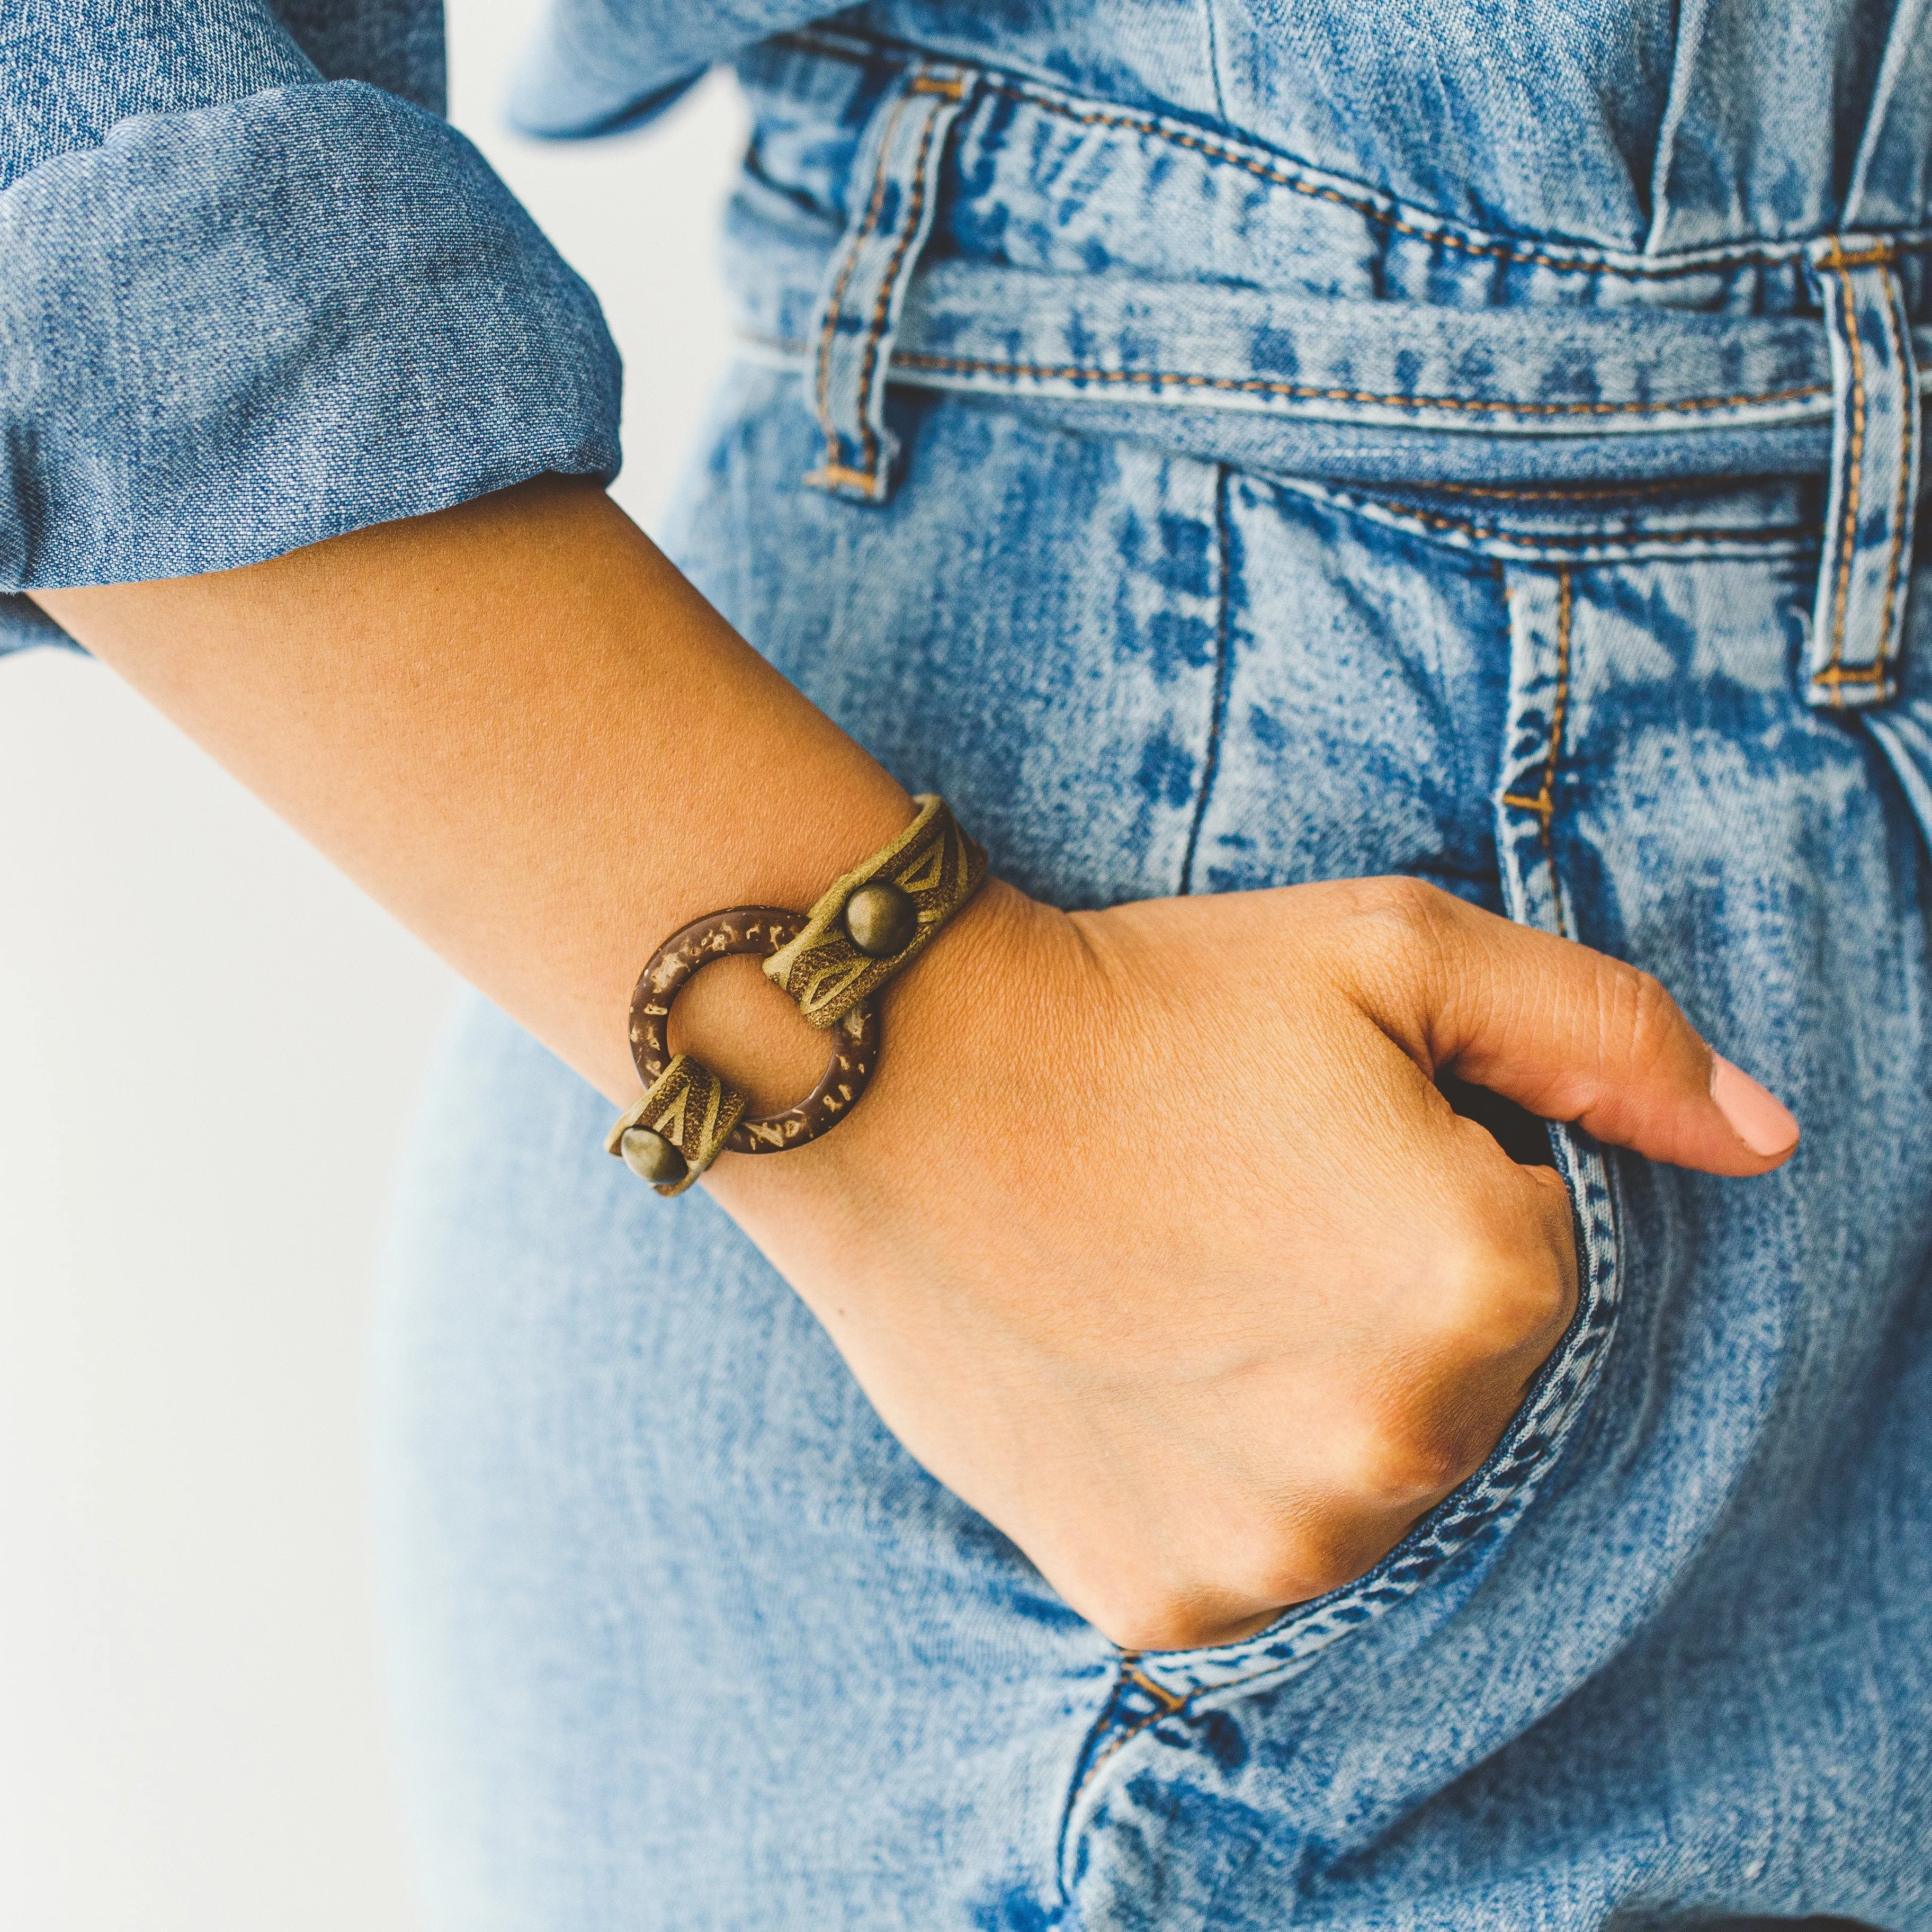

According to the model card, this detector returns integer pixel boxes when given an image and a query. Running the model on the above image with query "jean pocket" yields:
[1108,1115,1623,1703]
[1863,688,1932,865]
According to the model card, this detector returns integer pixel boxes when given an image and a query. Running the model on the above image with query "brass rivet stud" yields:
[619,1126,688,1186]
[844,881,918,958]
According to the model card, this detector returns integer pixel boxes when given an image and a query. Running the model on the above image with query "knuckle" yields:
[1102,1596,1219,1654]
[1086,1522,1289,1652]
[1285,1515,1405,1598]
[1605,962,1686,1073]
[1101,1585,1261,1654]
[1096,1510,1386,1646]
[1284,1551,1370,1602]
[1430,1229,1570,1359]
[1334,875,1459,981]
[1322,1237,1576,1514]
[1341,1416,1478,1507]
[1358,873,1455,945]
[1233,1532,1351,1611]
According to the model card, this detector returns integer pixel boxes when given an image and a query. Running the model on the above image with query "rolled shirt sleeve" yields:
[0,0,622,652]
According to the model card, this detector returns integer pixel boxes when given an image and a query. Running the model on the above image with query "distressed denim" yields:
[377,12,1932,1930]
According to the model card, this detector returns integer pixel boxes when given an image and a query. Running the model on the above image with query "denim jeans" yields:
[373,22,1932,1929]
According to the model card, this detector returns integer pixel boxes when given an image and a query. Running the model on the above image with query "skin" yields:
[34,474,1798,1651]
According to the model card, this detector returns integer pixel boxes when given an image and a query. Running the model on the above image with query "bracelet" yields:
[606,795,987,1196]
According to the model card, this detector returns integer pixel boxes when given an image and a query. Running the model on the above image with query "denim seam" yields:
[752,337,1821,550]
[1071,1658,1284,1800]
[1819,253,1872,700]
[1199,0,1230,127]
[983,82,1932,282]
[1085,1663,1189,1792]
[810,91,904,479]
[764,333,1835,425]
[1074,1707,1169,1796]
[1278,482,1818,565]
[848,76,958,484]
[1179,466,1233,894]
[1499,568,1575,938]
[889,351,1832,421]
[754,342,1818,550]
[1425,477,1730,503]
[774,26,1932,282]
[1875,267,1916,686]
[1356,501,1815,549]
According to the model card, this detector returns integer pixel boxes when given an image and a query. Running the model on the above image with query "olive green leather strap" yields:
[764,794,988,1030]
[605,1052,749,1197]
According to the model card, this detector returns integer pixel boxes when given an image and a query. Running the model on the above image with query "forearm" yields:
[33,475,923,1113]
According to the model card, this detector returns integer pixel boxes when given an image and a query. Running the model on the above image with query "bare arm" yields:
[35,476,1796,1649]
[37,475,915,1113]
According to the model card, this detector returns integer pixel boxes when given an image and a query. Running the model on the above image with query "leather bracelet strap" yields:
[609,906,881,1196]
[764,794,988,1030]
[605,1052,748,1197]
[607,795,984,1194]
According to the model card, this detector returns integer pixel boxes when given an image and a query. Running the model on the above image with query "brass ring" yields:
[628,907,879,1156]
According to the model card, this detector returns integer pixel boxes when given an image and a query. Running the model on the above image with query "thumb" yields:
[1369,886,1799,1177]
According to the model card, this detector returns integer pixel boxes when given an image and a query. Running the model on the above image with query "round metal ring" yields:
[628,906,880,1156]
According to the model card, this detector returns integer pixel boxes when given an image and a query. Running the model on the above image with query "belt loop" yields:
[803,59,976,504]
[1802,235,1921,710]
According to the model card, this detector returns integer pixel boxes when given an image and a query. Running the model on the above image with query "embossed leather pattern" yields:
[615,902,883,1191]
[764,793,988,1028]
[603,1051,749,1197]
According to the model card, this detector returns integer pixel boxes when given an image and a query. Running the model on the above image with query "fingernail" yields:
[1710,1055,1800,1157]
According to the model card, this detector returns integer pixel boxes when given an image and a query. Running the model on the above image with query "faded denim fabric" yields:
[375,9,1932,1930]
[0,1,621,652]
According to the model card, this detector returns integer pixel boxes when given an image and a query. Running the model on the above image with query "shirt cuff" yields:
[0,78,623,593]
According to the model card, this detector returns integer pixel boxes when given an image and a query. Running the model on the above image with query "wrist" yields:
[692,871,1066,1211]
[618,789,920,1115]
[619,784,1041,1204]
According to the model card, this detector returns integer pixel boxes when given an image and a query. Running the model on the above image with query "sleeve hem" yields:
[0,81,624,592]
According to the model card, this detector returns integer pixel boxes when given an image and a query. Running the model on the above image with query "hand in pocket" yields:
[710,874,1799,1650]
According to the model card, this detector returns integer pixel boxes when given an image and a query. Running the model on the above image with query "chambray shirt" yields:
[4,1,1924,654]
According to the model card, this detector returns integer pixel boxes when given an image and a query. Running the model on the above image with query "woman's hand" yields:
[706,873,1799,1651]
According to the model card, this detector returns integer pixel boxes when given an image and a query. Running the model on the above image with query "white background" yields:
[0,10,748,1926]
